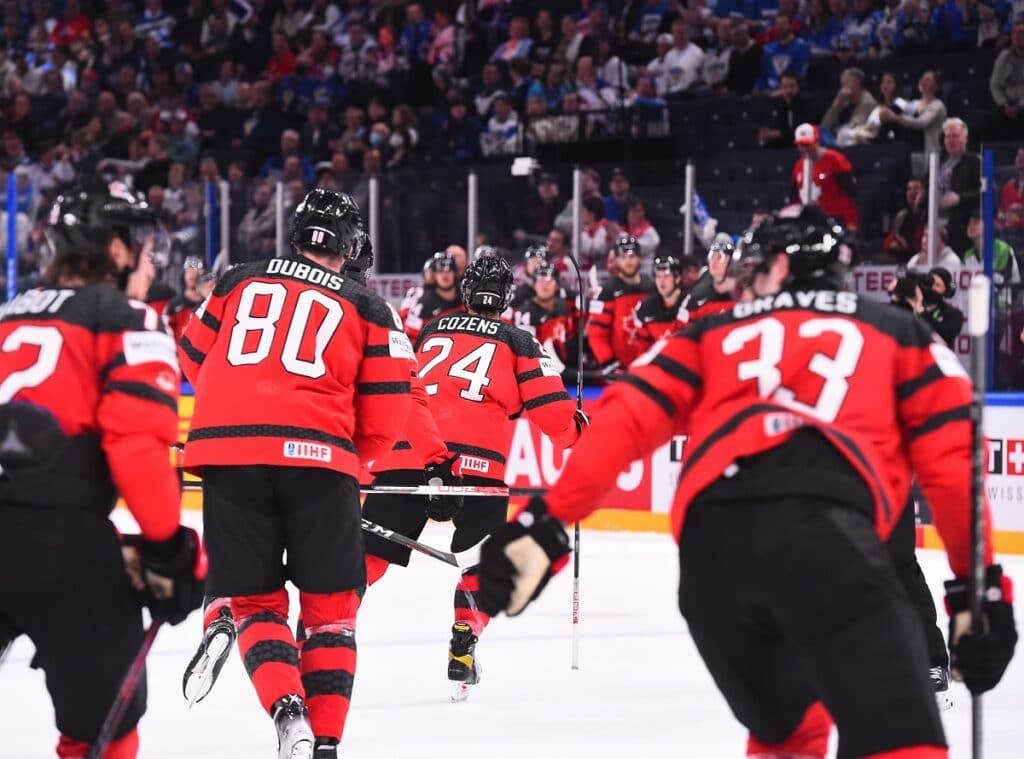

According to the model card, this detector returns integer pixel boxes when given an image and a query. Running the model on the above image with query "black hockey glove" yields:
[477,497,570,617]
[424,454,464,522]
[135,527,207,626]
[944,565,1017,694]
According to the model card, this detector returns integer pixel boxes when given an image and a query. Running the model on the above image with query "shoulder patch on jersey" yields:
[90,285,150,333]
[588,298,605,314]
[388,330,416,360]
[929,340,969,379]
[123,330,179,370]
[349,286,400,328]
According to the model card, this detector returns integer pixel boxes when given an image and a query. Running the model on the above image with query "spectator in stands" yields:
[580,195,614,269]
[528,60,572,112]
[883,177,928,261]
[662,19,706,98]
[28,142,75,194]
[305,0,341,33]
[703,18,734,93]
[556,14,590,70]
[626,75,670,137]
[758,71,817,147]
[906,225,962,272]
[491,16,533,62]
[167,110,199,168]
[440,96,482,163]
[574,55,619,113]
[624,197,661,257]
[514,172,561,241]
[965,211,1021,284]
[938,117,981,256]
[836,0,877,61]
[474,62,506,119]
[259,129,316,185]
[428,7,456,65]
[645,33,675,96]
[791,123,859,231]
[803,0,835,54]
[531,9,560,65]
[822,67,878,147]
[134,133,173,195]
[631,0,673,44]
[480,93,520,156]
[894,0,936,53]
[754,14,810,93]
[300,99,339,164]
[272,0,305,40]
[878,69,947,158]
[555,167,601,234]
[872,0,902,57]
[386,105,419,169]
[236,180,277,260]
[822,0,853,52]
[998,147,1024,233]
[725,19,762,95]
[989,21,1024,140]
[605,169,632,225]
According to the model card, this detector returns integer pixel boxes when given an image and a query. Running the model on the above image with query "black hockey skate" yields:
[930,665,953,711]
[448,621,481,703]
[182,604,236,707]
[272,695,314,759]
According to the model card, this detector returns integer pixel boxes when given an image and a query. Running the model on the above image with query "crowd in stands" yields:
[0,0,1021,296]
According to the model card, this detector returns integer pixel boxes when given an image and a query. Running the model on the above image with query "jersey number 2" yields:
[722,317,864,422]
[0,325,63,403]
[419,337,497,402]
[227,282,343,379]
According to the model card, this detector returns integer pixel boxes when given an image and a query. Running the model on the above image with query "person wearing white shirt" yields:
[662,19,706,96]
[646,33,675,96]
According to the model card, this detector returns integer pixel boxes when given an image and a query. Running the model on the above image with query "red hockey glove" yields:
[130,527,207,625]
[477,497,571,617]
[944,565,1017,694]
[424,453,464,522]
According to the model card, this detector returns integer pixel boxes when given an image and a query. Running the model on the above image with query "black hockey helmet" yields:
[524,244,549,262]
[654,255,682,276]
[734,206,853,291]
[707,237,734,263]
[429,251,457,273]
[291,188,361,257]
[613,233,639,256]
[461,255,513,313]
[47,182,158,270]
[343,229,373,284]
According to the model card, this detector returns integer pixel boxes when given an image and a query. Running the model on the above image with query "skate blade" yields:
[936,692,953,711]
[185,632,231,708]
[451,681,474,703]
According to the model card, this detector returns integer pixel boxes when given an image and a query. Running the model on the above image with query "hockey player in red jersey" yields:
[365,255,587,701]
[512,263,578,369]
[400,251,463,343]
[676,238,737,325]
[477,211,1017,759]
[633,255,686,352]
[510,244,549,308]
[179,190,413,759]
[0,186,205,759]
[586,233,653,372]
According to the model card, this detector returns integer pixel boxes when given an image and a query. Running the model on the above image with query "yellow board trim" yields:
[917,524,1024,555]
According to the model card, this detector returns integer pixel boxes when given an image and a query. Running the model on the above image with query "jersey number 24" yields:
[419,337,497,402]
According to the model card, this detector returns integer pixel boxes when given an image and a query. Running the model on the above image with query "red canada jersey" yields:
[548,290,990,578]
[399,286,463,344]
[513,298,577,364]
[587,276,654,366]
[632,291,683,353]
[179,255,413,477]
[677,275,736,327]
[415,311,581,480]
[0,285,181,541]
[369,368,449,473]
[791,148,859,230]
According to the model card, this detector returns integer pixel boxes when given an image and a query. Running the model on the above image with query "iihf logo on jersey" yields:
[283,440,332,462]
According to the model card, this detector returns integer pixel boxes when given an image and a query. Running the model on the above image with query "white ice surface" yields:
[1,510,1022,758]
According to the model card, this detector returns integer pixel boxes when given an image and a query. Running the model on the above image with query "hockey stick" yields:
[967,274,990,759]
[360,517,479,568]
[567,167,587,672]
[85,621,162,759]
